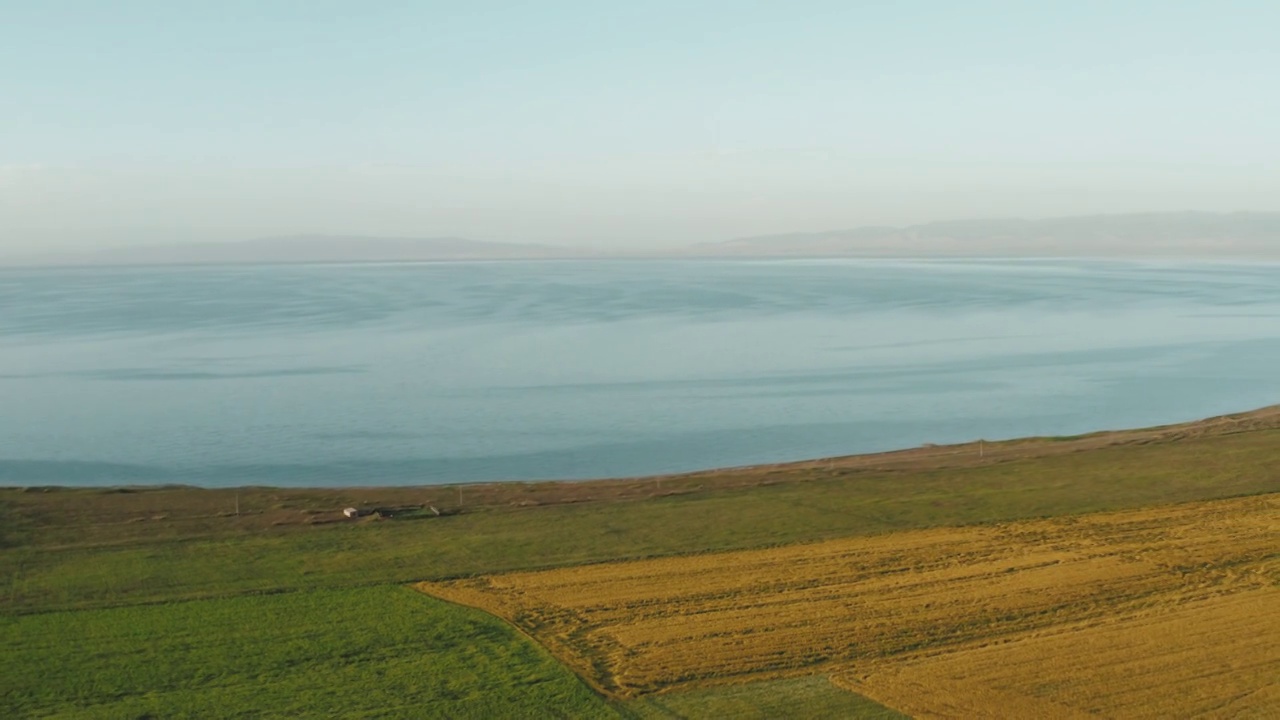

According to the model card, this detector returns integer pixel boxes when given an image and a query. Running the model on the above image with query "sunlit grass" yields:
[1,586,618,719]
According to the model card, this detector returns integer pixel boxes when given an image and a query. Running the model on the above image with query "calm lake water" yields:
[3,258,1279,487]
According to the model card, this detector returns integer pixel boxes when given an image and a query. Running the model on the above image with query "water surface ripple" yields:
[2,259,1278,486]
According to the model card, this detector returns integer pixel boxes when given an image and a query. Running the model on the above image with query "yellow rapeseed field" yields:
[418,493,1278,715]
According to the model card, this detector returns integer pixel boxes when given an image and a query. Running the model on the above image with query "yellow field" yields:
[835,588,1280,718]
[418,493,1279,715]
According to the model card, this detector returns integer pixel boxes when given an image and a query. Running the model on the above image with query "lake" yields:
[3,258,1279,487]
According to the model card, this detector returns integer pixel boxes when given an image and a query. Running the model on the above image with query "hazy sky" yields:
[3,1,1279,252]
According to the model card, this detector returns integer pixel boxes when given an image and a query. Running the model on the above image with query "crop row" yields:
[419,493,1278,702]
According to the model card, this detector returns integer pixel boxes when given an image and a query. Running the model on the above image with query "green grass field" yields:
[1,586,618,719]
[4,410,1278,718]
[7,424,1280,616]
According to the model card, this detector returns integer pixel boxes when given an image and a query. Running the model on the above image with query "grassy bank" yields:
[5,408,1279,614]
[3,407,1278,718]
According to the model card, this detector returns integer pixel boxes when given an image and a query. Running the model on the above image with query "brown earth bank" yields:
[6,404,1280,536]
[416,493,1279,717]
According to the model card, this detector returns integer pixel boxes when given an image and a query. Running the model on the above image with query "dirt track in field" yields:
[418,493,1278,715]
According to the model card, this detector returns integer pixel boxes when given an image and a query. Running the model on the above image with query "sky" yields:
[3,0,1279,253]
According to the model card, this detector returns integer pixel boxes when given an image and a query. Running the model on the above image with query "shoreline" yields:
[8,403,1278,495]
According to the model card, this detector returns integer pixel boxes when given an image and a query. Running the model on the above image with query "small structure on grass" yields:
[341,504,453,520]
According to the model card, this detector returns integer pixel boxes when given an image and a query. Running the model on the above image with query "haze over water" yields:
[3,258,1279,487]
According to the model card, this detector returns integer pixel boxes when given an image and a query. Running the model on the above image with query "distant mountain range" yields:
[691,212,1280,258]
[6,212,1280,266]
[6,235,579,266]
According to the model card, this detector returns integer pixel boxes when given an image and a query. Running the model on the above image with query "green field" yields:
[4,408,1279,717]
[1,586,618,719]
[7,419,1280,615]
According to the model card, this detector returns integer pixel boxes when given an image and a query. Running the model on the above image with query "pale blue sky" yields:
[3,1,1278,250]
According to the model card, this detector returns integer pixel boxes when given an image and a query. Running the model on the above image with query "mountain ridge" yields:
[6,211,1280,266]
[5,234,585,266]
[694,211,1280,257]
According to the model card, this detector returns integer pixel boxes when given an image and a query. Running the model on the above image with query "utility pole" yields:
[235,490,240,517]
